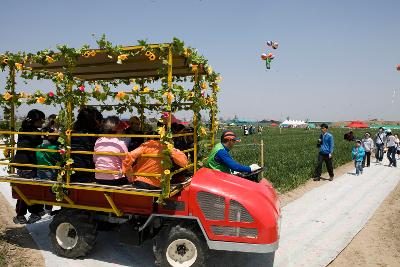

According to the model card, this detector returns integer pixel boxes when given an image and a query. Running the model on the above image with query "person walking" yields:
[362,132,374,167]
[386,130,397,167]
[374,127,386,164]
[352,140,365,175]
[395,134,400,160]
[314,123,334,181]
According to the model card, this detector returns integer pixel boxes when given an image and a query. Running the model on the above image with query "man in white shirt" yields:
[374,127,386,164]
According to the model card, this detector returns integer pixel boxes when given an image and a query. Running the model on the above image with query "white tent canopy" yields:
[280,120,307,128]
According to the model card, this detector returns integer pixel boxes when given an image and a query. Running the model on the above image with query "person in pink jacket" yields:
[94,116,129,186]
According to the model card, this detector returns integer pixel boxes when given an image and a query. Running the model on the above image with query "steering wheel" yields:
[236,167,265,182]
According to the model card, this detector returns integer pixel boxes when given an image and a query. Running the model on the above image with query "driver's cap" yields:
[222,130,241,142]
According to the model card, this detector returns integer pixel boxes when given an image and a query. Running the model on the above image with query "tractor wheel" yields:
[153,223,208,267]
[49,209,97,258]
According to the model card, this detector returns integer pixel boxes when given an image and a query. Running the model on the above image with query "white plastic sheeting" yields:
[275,159,400,267]
[0,158,399,267]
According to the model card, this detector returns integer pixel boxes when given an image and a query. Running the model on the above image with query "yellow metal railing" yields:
[0,129,196,196]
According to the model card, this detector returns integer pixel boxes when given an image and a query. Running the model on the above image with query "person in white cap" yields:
[362,132,374,167]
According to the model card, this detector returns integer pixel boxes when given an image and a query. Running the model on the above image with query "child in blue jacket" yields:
[352,140,365,175]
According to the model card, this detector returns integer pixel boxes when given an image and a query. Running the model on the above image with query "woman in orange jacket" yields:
[122,140,188,190]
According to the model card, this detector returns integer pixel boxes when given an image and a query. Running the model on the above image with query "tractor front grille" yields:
[211,226,258,238]
[229,200,253,223]
[197,191,225,220]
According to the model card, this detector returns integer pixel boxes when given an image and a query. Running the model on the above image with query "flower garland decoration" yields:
[0,35,221,202]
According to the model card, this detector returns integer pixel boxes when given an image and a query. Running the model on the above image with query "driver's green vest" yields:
[205,143,231,173]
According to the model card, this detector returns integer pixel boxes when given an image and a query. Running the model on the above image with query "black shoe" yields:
[313,177,321,181]
[329,176,334,181]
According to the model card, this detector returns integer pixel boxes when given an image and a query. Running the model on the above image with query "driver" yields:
[205,130,260,174]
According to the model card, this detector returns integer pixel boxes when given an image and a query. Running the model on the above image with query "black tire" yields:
[49,209,97,258]
[153,223,208,267]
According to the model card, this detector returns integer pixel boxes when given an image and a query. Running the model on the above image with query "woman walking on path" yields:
[362,132,374,167]
[385,130,398,167]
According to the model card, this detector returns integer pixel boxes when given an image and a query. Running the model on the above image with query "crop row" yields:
[223,127,369,193]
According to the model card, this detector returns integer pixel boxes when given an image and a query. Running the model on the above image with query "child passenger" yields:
[93,116,129,186]
[352,140,365,176]
[36,126,60,214]
[36,127,61,181]
[12,109,45,224]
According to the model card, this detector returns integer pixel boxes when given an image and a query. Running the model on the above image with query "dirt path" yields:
[329,182,400,267]
[0,190,45,267]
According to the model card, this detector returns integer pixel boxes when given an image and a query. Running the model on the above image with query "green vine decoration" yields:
[1,35,221,202]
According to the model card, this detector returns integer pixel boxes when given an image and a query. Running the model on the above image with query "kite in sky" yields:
[261,41,278,70]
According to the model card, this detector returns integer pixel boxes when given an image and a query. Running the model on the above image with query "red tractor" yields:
[0,39,280,266]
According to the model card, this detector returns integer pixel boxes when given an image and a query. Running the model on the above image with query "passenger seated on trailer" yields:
[126,116,145,151]
[12,109,45,224]
[171,123,194,162]
[36,125,61,214]
[170,123,194,181]
[93,116,129,186]
[36,125,61,182]
[122,140,188,190]
[70,106,103,183]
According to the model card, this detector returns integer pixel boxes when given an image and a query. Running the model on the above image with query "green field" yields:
[223,127,369,193]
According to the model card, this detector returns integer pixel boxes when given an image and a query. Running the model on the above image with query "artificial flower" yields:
[149,54,156,61]
[90,50,96,57]
[2,58,8,65]
[117,54,128,64]
[15,63,23,71]
[46,56,54,64]
[207,66,213,75]
[164,169,170,175]
[183,48,190,57]
[216,76,222,82]
[82,51,91,58]
[191,64,198,72]
[187,92,195,99]
[48,91,55,97]
[78,85,85,92]
[158,126,166,138]
[163,92,174,102]
[94,84,101,92]
[59,149,66,154]
[166,142,174,151]
[115,91,126,100]
[132,85,139,91]
[200,82,207,89]
[56,72,64,81]
[19,92,28,98]
[36,97,46,104]
[3,92,12,101]
[3,148,10,158]
[200,127,207,136]
[212,85,220,92]
[143,87,150,93]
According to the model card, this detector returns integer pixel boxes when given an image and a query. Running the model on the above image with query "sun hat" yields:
[221,130,241,142]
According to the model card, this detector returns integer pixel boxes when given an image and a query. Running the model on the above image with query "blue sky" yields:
[1,0,399,121]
